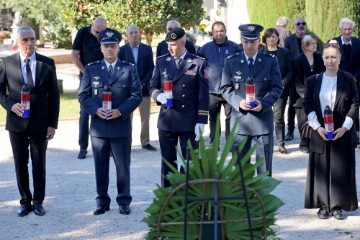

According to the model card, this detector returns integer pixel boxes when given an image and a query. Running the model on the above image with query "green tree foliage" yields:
[247,0,360,45]
[1,0,205,47]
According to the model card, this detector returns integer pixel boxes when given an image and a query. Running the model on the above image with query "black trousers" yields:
[273,95,288,146]
[287,85,297,133]
[9,130,48,206]
[209,93,232,142]
[91,136,132,207]
[295,107,310,148]
[158,129,196,187]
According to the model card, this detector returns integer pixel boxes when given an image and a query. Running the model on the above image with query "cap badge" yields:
[170,33,177,40]
[247,26,255,31]
[106,31,114,37]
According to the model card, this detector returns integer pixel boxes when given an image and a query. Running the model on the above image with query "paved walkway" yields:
[0,111,360,239]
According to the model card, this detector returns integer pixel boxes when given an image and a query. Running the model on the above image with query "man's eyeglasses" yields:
[295,22,306,26]
[323,42,340,49]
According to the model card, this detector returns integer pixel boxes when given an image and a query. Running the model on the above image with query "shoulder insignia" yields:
[226,52,241,60]
[121,60,135,66]
[157,53,170,59]
[86,60,101,66]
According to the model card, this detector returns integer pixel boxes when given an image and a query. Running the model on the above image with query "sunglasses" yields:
[295,22,306,26]
[167,27,173,31]
[323,42,340,49]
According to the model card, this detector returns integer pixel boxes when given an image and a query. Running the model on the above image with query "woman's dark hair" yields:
[261,28,280,45]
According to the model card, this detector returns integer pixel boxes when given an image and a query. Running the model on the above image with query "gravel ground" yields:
[1,112,360,240]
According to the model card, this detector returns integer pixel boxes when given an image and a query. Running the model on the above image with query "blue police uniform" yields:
[78,29,142,213]
[220,24,283,176]
[149,28,209,187]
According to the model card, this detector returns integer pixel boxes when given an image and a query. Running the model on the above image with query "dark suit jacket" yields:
[293,52,325,108]
[333,36,360,80]
[261,46,293,90]
[78,59,142,138]
[220,51,283,135]
[118,43,154,96]
[0,53,60,132]
[303,71,359,152]
[149,53,209,132]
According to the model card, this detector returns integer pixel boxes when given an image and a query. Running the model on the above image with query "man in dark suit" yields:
[149,27,209,187]
[284,17,308,141]
[333,18,360,144]
[71,17,107,159]
[0,27,60,217]
[156,20,196,57]
[333,18,360,81]
[221,24,283,176]
[78,29,142,215]
[119,24,156,151]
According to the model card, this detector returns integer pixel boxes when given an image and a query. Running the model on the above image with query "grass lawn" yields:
[0,91,80,127]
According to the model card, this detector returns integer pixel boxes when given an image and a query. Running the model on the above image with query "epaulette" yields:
[226,52,241,60]
[121,60,135,66]
[157,53,170,59]
[194,55,205,60]
[86,60,101,66]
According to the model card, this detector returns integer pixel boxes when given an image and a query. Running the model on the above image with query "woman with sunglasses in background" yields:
[293,34,325,153]
[303,42,359,220]
[261,28,293,154]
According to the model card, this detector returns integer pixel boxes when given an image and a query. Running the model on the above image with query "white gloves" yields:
[194,123,205,141]
[156,93,167,105]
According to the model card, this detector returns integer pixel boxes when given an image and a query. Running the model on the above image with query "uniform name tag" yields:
[185,70,195,75]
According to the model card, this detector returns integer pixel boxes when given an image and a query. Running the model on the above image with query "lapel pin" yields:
[101,66,105,69]
[241,60,244,63]
[258,58,262,62]
[117,67,120,70]
[166,57,171,61]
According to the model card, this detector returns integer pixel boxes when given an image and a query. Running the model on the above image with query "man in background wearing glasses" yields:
[71,17,107,159]
[156,20,196,57]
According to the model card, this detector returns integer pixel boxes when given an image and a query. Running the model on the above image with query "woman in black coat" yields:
[303,42,359,220]
[293,35,325,153]
[261,28,293,154]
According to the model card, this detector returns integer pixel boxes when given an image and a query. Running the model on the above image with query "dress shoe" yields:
[77,149,87,159]
[285,132,294,141]
[17,204,32,217]
[299,146,310,154]
[93,205,110,215]
[142,144,157,151]
[317,207,329,219]
[34,204,46,216]
[119,205,131,215]
[278,145,288,154]
[332,209,344,220]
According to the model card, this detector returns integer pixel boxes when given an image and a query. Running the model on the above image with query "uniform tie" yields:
[108,64,113,77]
[248,57,254,72]
[25,58,34,88]
[175,58,182,69]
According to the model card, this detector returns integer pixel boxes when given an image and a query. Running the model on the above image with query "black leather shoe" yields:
[317,207,329,219]
[332,209,344,220]
[93,205,110,215]
[142,144,157,151]
[278,145,288,154]
[300,146,310,153]
[17,204,32,217]
[34,204,46,216]
[285,132,294,141]
[119,205,131,215]
[77,149,87,159]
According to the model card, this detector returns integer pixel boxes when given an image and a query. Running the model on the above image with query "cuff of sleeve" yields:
[308,111,321,130]
[342,116,353,130]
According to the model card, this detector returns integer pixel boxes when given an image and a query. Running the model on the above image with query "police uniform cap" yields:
[165,27,185,42]
[238,24,264,41]
[97,28,122,44]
